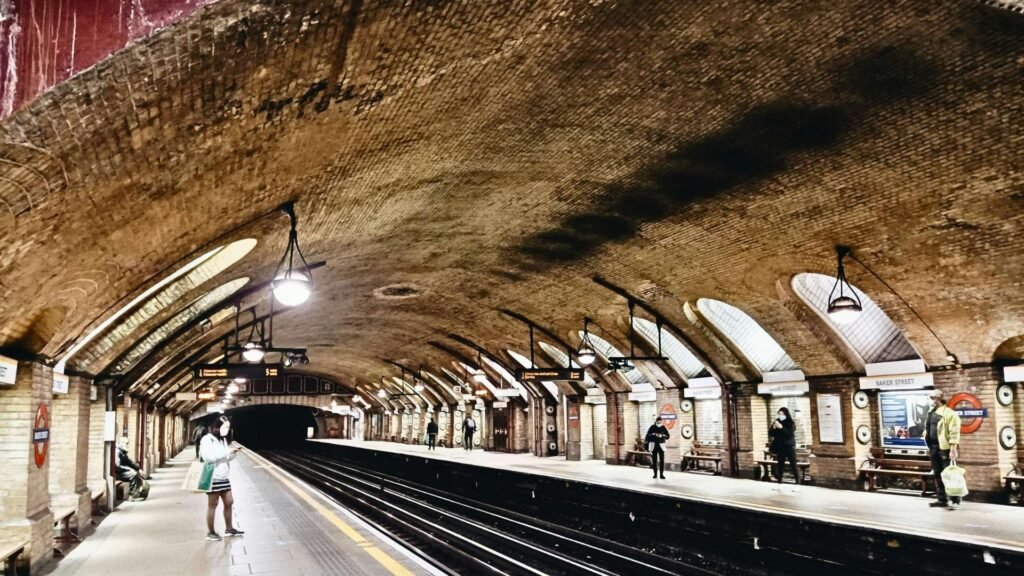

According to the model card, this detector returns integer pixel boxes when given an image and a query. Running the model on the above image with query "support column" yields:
[48,375,92,535]
[565,397,582,461]
[0,361,56,573]
[578,402,595,460]
[87,384,108,498]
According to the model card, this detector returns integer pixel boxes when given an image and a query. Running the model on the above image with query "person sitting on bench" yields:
[116,437,149,501]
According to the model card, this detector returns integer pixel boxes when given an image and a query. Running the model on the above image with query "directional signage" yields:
[516,368,584,382]
[192,364,283,380]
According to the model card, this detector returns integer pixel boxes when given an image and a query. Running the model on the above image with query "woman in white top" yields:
[199,416,243,541]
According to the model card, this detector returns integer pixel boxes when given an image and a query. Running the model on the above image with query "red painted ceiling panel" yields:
[0,0,217,119]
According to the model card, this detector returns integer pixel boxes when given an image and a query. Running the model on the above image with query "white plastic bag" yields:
[942,462,969,498]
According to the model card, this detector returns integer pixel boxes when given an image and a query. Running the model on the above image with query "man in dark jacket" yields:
[426,418,439,450]
[116,437,147,500]
[463,415,477,451]
[645,417,670,479]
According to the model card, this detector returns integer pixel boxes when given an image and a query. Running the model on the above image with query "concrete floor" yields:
[46,450,439,576]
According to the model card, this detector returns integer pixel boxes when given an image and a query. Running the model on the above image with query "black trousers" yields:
[650,444,665,476]
[464,432,474,450]
[775,447,800,483]
[427,433,436,450]
[117,468,143,497]
[928,445,960,503]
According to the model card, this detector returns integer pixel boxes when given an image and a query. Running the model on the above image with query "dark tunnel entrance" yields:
[195,404,318,450]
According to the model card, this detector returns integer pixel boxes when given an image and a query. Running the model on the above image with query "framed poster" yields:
[816,393,844,443]
[879,390,932,449]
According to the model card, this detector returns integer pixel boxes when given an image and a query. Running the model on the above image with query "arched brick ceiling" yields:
[0,1,1022,401]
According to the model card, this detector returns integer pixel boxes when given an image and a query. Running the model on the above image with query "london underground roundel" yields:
[33,403,50,468]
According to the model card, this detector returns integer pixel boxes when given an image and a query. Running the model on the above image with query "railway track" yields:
[261,449,720,576]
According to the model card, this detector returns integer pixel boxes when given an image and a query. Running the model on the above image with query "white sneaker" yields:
[948,501,960,510]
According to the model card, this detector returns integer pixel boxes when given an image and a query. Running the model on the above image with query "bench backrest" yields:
[870,447,931,469]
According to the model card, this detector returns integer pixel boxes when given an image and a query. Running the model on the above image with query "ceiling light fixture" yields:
[577,317,597,366]
[227,383,240,394]
[272,202,313,307]
[377,388,387,399]
[827,246,863,324]
[242,341,265,363]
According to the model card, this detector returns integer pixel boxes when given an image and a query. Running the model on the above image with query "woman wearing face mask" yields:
[199,416,243,541]
[769,407,799,484]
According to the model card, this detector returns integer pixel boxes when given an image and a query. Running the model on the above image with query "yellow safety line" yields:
[243,449,414,576]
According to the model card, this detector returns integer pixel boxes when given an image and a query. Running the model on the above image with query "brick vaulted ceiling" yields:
[0,1,1022,403]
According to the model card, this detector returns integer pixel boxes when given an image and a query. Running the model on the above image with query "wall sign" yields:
[947,392,988,434]
[853,390,870,409]
[52,372,70,394]
[33,404,50,468]
[996,384,1015,407]
[757,381,809,396]
[627,391,657,402]
[1004,365,1024,383]
[0,355,17,385]
[659,404,678,430]
[517,368,584,382]
[816,393,844,443]
[856,425,871,445]
[859,372,934,391]
[684,387,721,399]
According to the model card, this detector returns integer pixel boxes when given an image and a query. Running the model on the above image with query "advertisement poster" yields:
[816,394,843,443]
[879,390,932,448]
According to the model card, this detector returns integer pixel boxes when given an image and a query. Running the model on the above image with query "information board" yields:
[879,390,932,448]
[816,393,843,443]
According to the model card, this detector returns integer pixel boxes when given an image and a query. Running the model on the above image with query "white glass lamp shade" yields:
[242,342,265,363]
[577,346,596,366]
[827,295,863,324]
[233,377,246,384]
[273,271,311,307]
[414,382,425,392]
[227,383,240,394]
[377,388,387,398]
[471,370,488,384]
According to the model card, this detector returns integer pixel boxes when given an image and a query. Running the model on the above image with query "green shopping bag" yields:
[183,459,216,493]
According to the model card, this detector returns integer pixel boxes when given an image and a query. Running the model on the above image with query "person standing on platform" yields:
[924,389,963,510]
[463,415,477,451]
[769,407,800,484]
[426,418,439,450]
[645,417,670,479]
[200,416,244,541]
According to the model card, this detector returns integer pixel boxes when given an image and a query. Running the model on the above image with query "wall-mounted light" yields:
[577,317,596,365]
[272,202,313,307]
[827,246,863,324]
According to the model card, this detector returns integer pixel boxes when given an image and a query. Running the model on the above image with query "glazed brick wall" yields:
[0,362,54,573]
[86,388,109,496]
[655,389,682,469]
[48,375,92,532]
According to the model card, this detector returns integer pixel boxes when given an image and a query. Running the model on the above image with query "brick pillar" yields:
[656,389,682,470]
[605,393,625,464]
[565,397,583,460]
[0,362,56,573]
[87,384,109,497]
[143,402,156,476]
[578,402,595,460]
[48,375,92,534]
[622,400,639,451]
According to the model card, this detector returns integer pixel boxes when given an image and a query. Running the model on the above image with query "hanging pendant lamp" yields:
[272,202,313,307]
[827,246,863,324]
[577,317,597,366]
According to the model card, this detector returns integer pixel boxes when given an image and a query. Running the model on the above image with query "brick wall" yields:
[695,398,725,446]
[48,375,92,532]
[0,361,55,573]
[87,388,109,496]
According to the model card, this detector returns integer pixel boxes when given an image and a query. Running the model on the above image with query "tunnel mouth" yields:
[205,404,318,450]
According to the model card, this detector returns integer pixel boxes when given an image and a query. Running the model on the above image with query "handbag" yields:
[182,459,216,493]
[942,461,969,498]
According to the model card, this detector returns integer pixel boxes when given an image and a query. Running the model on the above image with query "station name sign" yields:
[859,372,933,391]
[192,364,283,380]
[516,368,584,382]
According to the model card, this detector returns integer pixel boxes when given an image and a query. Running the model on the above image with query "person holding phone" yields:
[645,417,670,479]
[769,407,799,484]
[199,415,244,541]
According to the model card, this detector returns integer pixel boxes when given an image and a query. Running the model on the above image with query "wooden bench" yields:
[1005,464,1024,505]
[52,506,81,558]
[624,450,652,467]
[682,442,723,475]
[755,448,811,483]
[859,448,934,496]
[1,540,27,576]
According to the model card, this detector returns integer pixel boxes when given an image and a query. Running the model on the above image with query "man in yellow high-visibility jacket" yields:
[923,389,962,509]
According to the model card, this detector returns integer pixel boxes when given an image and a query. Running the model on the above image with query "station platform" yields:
[47,449,439,576]
[313,439,1024,554]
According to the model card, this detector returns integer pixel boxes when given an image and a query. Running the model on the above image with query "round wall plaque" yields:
[680,399,694,413]
[1000,426,1017,450]
[996,384,1015,407]
[545,405,556,414]
[680,424,694,439]
[853,391,870,410]
[856,425,871,445]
